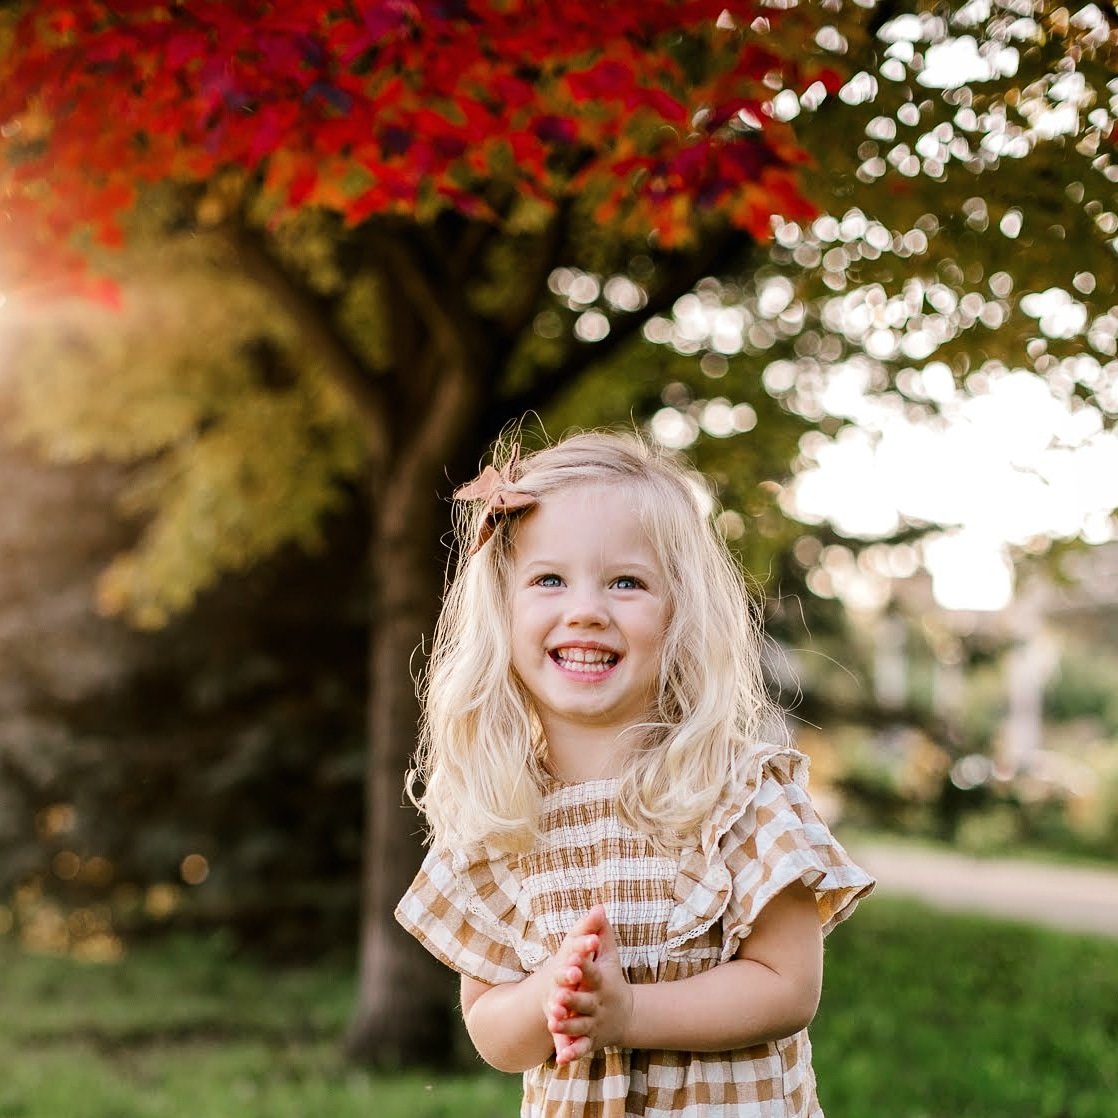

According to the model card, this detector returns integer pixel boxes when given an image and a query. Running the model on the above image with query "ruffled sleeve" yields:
[719,749,874,956]
[394,843,535,986]
[667,745,875,963]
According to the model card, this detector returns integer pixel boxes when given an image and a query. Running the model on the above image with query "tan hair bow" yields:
[453,446,538,554]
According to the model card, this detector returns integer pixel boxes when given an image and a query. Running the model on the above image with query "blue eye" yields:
[535,573,563,588]
[612,576,643,590]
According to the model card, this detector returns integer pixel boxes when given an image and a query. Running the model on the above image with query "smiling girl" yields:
[395,431,874,1117]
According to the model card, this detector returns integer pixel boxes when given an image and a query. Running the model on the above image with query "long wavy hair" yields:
[409,429,785,853]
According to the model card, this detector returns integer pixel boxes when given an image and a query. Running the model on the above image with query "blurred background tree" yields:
[1,0,1116,1067]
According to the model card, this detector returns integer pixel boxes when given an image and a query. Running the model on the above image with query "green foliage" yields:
[1045,647,1118,734]
[5,241,366,628]
[3,900,1117,1117]
[780,4,1118,381]
[0,459,370,960]
[7,3,1117,627]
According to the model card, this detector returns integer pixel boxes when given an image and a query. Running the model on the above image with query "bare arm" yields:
[460,917,602,1073]
[628,882,823,1050]
[548,883,823,1059]
[461,968,555,1072]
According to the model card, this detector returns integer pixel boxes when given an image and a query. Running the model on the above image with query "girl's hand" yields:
[547,946,593,1064]
[543,910,600,1064]
[546,904,632,1065]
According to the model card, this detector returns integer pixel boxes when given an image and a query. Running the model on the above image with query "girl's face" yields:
[508,483,669,779]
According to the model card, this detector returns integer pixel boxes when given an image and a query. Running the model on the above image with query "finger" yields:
[548,989,574,1017]
[559,938,599,979]
[563,989,598,1015]
[557,935,599,968]
[552,1033,576,1061]
[578,934,601,959]
[596,909,618,953]
[565,961,588,986]
[581,903,607,932]
[576,958,603,991]
[568,907,605,937]
[551,1021,579,1043]
[555,1033,594,1065]
[551,963,582,993]
[546,993,568,1022]
[550,1013,595,1035]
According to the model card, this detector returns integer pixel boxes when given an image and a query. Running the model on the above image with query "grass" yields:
[1,899,1116,1117]
[0,934,516,1118]
[816,898,1118,1118]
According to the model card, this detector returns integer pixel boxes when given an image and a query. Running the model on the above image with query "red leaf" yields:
[491,74,536,110]
[634,88,687,124]
[164,32,208,69]
[532,115,579,145]
[566,60,634,103]
[1,0,822,287]
[86,275,124,310]
[288,166,317,206]
[95,220,126,248]
[48,11,78,34]
[811,67,846,96]
[248,104,290,163]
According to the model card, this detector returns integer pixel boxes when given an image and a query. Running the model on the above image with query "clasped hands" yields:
[544,903,633,1065]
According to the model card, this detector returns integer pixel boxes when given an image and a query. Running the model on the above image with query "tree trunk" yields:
[345,365,481,1066]
[345,463,456,1064]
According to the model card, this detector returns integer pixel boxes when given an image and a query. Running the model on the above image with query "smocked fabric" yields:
[395,744,875,1117]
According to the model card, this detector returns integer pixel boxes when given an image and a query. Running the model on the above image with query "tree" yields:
[2,0,1116,1066]
[1,0,840,1064]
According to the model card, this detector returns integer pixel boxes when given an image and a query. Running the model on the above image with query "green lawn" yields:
[1,898,1115,1117]
[815,899,1118,1118]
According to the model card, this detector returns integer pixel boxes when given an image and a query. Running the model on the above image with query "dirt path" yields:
[847,842,1118,939]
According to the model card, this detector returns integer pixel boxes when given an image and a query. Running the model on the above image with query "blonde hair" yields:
[409,429,785,853]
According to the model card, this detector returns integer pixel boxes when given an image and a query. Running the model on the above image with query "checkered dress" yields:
[395,745,874,1117]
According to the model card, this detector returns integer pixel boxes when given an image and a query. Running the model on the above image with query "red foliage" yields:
[0,1,836,292]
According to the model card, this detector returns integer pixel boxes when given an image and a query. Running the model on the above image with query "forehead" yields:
[511,483,658,564]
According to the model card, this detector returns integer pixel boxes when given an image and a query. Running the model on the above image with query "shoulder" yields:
[701,742,810,851]
[395,839,542,981]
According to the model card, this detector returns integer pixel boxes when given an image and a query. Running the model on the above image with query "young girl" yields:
[396,430,874,1117]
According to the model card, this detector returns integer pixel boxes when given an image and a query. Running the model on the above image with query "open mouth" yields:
[550,647,619,674]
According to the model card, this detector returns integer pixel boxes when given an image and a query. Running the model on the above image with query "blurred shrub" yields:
[0,441,369,960]
[1045,649,1118,738]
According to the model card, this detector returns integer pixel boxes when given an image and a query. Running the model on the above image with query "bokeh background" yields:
[1,2,1116,1115]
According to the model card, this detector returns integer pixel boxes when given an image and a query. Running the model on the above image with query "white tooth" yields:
[566,659,606,673]
[556,647,615,669]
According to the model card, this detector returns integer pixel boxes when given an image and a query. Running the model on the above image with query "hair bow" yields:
[453,446,538,554]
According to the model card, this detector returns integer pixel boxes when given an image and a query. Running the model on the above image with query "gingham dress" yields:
[395,745,874,1117]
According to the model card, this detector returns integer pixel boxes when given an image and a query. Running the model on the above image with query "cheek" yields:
[510,603,551,664]
[511,597,543,635]
[640,605,671,648]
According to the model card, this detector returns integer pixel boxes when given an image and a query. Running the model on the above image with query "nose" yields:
[563,584,608,627]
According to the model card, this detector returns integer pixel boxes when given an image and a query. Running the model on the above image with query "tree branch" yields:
[441,179,522,286]
[224,222,391,466]
[494,200,573,346]
[491,228,754,428]
[444,213,502,286]
[364,224,493,373]
[381,349,476,537]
